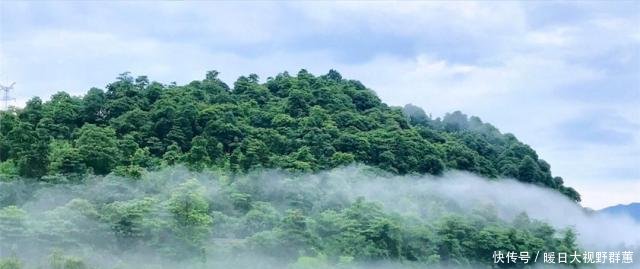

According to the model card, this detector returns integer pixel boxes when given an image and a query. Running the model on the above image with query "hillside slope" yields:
[0,70,579,201]
[600,203,640,221]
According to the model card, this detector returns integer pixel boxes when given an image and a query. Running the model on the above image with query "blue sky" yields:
[1,1,638,209]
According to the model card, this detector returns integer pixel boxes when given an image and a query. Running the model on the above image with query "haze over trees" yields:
[0,70,588,268]
[0,167,587,269]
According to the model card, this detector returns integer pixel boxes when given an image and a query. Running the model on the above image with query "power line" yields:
[0,82,15,110]
[0,82,14,164]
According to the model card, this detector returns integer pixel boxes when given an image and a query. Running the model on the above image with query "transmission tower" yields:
[0,82,15,110]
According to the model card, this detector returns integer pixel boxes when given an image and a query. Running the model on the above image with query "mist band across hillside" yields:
[1,166,637,269]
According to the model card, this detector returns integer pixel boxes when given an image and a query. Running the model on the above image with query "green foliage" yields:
[0,70,578,200]
[0,257,22,269]
[240,201,279,236]
[102,197,157,247]
[405,107,580,201]
[0,161,18,178]
[49,250,89,269]
[0,206,28,247]
[314,199,404,260]
[76,124,119,175]
[0,70,586,266]
[0,167,586,268]
[48,140,86,176]
[288,255,331,269]
[167,179,213,257]
[6,122,49,178]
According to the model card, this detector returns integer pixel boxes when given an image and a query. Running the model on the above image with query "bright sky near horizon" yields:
[1,1,638,210]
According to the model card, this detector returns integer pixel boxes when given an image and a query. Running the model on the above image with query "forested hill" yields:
[0,69,579,201]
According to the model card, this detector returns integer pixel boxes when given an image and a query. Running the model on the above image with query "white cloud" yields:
[526,27,575,46]
[292,2,526,35]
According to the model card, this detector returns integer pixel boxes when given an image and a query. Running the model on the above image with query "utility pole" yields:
[0,82,15,110]
[0,82,14,165]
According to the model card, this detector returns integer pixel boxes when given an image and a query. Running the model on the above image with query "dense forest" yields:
[0,70,587,268]
[0,70,579,201]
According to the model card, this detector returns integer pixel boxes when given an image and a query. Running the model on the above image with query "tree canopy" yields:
[0,70,580,201]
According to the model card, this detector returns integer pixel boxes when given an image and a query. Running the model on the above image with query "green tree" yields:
[7,122,49,177]
[49,250,89,269]
[102,198,156,248]
[81,88,106,124]
[238,138,270,171]
[163,142,183,166]
[168,179,213,257]
[0,257,22,269]
[0,206,28,250]
[48,140,86,176]
[518,156,540,183]
[185,136,211,170]
[76,124,119,175]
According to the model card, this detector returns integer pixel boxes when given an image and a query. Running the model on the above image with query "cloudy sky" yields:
[1,1,638,209]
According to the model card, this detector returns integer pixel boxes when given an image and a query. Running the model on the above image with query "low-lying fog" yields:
[1,165,637,268]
